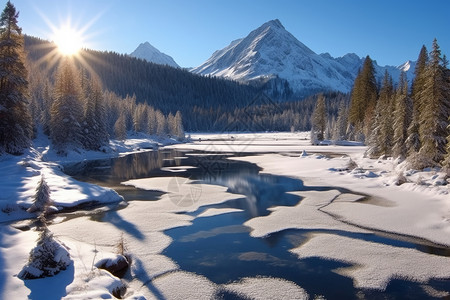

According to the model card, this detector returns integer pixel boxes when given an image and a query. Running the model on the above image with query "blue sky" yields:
[7,0,450,68]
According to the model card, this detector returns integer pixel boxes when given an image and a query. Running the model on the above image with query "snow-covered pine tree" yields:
[147,106,157,135]
[82,76,109,150]
[167,112,175,137]
[416,39,450,167]
[50,58,84,154]
[392,72,412,159]
[27,174,52,215]
[174,110,185,140]
[332,99,349,141]
[0,1,32,155]
[41,82,53,136]
[133,103,149,134]
[366,71,393,158]
[18,226,72,279]
[348,56,377,141]
[114,112,127,140]
[406,45,428,157]
[155,109,167,136]
[311,94,327,141]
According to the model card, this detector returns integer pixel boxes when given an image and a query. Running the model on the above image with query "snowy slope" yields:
[130,41,179,68]
[192,19,414,94]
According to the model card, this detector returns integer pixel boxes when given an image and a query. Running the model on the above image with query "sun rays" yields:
[27,7,106,81]
[53,25,83,56]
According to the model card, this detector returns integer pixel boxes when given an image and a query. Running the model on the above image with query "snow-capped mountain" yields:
[130,42,179,68]
[191,19,414,95]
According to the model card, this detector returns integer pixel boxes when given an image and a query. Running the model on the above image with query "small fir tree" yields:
[18,226,72,280]
[27,175,52,215]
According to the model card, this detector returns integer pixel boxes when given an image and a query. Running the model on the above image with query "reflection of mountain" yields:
[192,19,415,96]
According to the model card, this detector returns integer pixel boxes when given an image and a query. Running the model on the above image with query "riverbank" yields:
[0,133,182,299]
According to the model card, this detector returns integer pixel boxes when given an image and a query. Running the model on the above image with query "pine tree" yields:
[348,56,377,141]
[114,112,127,140]
[133,103,148,134]
[311,94,327,141]
[366,71,393,158]
[27,175,52,215]
[416,39,450,167]
[82,76,108,150]
[173,110,185,140]
[332,99,348,141]
[406,45,428,156]
[50,58,84,153]
[41,82,53,136]
[18,226,72,279]
[155,109,166,136]
[0,1,32,154]
[392,72,412,159]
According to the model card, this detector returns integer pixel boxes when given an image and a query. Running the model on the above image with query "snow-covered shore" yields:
[0,133,181,223]
[0,133,182,299]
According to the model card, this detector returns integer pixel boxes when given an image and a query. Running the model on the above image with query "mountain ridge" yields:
[191,19,414,96]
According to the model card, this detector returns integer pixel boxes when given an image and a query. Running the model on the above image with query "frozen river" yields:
[57,145,450,299]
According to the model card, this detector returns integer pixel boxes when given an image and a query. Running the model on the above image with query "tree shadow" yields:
[132,257,165,300]
[102,210,145,241]
[24,263,74,300]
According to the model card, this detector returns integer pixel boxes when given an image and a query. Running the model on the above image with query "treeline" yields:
[312,39,450,170]
[0,2,184,156]
[188,91,348,132]
[364,40,450,169]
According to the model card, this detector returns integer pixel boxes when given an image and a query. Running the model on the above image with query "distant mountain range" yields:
[189,19,415,95]
[131,20,415,96]
[130,41,179,68]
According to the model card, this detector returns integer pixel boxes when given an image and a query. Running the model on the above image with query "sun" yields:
[53,26,83,56]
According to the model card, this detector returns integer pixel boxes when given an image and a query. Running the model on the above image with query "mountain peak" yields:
[130,41,179,68]
[262,19,284,30]
[191,19,414,97]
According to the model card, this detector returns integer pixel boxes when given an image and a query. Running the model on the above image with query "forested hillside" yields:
[24,35,344,132]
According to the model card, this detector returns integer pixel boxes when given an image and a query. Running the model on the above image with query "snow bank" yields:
[222,277,309,300]
[151,271,217,300]
[0,148,123,223]
[245,190,370,238]
[229,153,450,246]
[290,233,450,290]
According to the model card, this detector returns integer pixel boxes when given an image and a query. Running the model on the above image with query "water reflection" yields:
[64,150,186,186]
